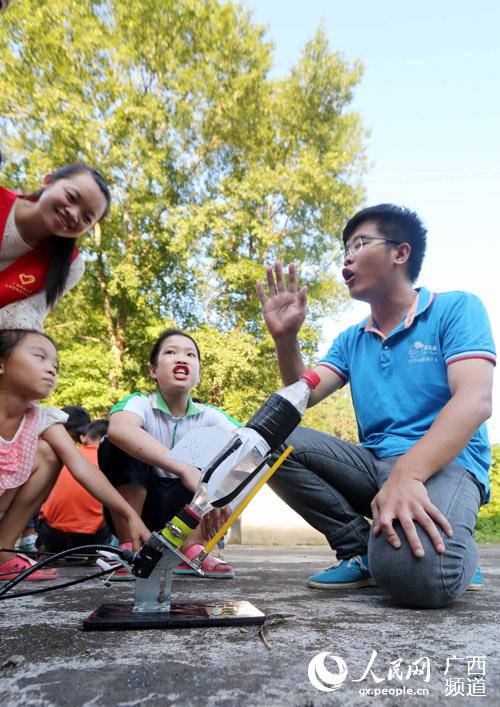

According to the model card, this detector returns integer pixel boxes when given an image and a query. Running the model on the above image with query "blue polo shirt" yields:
[318,287,496,499]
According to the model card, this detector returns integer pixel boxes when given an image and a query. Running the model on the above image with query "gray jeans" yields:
[269,427,483,608]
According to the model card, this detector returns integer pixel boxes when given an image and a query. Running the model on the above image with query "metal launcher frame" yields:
[83,445,293,631]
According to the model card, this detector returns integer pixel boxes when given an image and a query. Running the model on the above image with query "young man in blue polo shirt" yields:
[257,204,495,608]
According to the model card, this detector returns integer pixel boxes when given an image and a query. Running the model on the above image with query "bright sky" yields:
[242,0,500,442]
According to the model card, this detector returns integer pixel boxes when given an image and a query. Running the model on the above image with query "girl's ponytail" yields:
[45,237,77,308]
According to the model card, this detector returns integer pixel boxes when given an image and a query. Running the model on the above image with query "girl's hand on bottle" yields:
[256,261,307,341]
[201,506,231,540]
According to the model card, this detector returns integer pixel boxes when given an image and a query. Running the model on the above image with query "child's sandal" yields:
[174,543,234,579]
[0,553,58,581]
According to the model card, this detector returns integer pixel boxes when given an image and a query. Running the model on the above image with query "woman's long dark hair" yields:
[24,163,111,308]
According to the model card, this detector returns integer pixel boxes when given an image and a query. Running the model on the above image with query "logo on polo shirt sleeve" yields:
[408,341,439,364]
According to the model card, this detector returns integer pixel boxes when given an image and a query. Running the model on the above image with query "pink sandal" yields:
[174,543,234,579]
[0,554,59,581]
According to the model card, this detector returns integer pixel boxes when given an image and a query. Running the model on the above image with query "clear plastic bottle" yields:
[198,368,321,508]
[133,371,322,574]
[276,369,321,416]
[244,368,320,451]
[159,369,321,550]
[130,369,322,576]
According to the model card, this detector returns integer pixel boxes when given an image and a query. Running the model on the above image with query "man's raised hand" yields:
[256,262,307,341]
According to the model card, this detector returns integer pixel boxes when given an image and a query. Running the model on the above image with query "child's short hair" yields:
[85,418,108,442]
[0,329,56,360]
[62,405,91,436]
[149,328,201,366]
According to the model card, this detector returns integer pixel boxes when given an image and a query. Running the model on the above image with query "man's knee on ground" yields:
[369,534,470,609]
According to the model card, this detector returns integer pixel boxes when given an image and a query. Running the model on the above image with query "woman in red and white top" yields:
[0,162,110,330]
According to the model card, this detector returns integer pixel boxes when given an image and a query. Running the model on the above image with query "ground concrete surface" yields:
[0,545,498,707]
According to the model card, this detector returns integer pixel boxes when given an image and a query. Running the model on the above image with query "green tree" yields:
[303,387,359,443]
[0,0,366,420]
[476,444,500,542]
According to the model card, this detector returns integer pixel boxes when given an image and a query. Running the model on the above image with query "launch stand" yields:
[83,541,264,631]
[83,442,293,631]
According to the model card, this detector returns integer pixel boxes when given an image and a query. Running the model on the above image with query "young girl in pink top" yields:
[0,329,150,581]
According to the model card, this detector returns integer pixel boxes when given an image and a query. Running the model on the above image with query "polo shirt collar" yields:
[153,391,201,417]
[359,287,435,335]
[403,286,435,327]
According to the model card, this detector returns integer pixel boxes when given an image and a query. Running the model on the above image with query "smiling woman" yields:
[0,162,111,331]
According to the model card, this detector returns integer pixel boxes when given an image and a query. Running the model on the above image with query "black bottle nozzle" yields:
[129,533,167,578]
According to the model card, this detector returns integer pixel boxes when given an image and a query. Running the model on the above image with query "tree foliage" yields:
[0,0,366,421]
[303,387,359,443]
[476,444,500,542]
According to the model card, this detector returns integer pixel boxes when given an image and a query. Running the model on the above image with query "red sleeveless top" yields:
[0,186,78,308]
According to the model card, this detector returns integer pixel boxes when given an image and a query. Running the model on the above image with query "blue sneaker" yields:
[467,567,484,591]
[307,554,377,589]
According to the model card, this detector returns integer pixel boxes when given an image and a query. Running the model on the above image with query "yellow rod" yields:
[202,445,294,555]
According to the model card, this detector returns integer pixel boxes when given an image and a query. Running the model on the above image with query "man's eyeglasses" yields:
[336,235,399,266]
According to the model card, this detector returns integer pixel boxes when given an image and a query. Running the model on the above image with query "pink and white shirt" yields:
[0,405,67,495]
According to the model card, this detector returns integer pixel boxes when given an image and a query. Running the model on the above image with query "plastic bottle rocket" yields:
[131,369,320,577]
[158,368,321,550]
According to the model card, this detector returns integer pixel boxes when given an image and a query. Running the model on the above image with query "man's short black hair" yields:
[343,204,427,282]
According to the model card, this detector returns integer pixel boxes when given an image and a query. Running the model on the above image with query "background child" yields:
[99,328,240,579]
[61,405,92,442]
[0,329,149,581]
[0,162,110,330]
[37,419,113,558]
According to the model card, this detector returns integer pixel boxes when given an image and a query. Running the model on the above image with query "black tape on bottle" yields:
[177,506,200,530]
[246,394,301,451]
